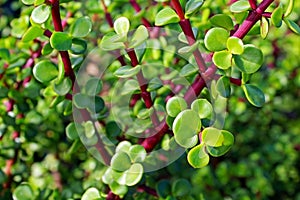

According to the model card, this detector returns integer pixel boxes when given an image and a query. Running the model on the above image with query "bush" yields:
[0,0,299,199]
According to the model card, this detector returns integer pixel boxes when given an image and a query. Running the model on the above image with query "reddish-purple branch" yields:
[249,0,257,9]
[233,0,275,39]
[129,0,152,27]
[100,0,114,27]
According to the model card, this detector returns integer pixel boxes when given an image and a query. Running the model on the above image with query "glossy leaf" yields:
[42,42,53,55]
[271,4,283,28]
[66,122,80,140]
[242,84,265,107]
[230,0,250,13]
[185,0,204,18]
[202,127,224,147]
[227,37,244,55]
[204,27,229,52]
[233,45,263,74]
[166,96,187,117]
[50,32,72,51]
[187,143,209,168]
[125,163,143,186]
[13,183,33,200]
[191,99,213,119]
[128,145,147,163]
[116,141,132,154]
[109,181,128,197]
[111,152,132,172]
[210,14,234,30]
[22,26,44,42]
[155,7,180,26]
[129,25,149,48]
[33,60,58,83]
[54,77,72,96]
[260,17,269,39]
[22,0,35,5]
[216,76,231,98]
[31,4,50,24]
[85,78,103,96]
[172,179,191,197]
[173,110,201,148]
[212,50,232,69]
[70,16,92,37]
[206,130,234,156]
[284,0,294,17]
[284,19,300,35]
[114,65,141,78]
[88,96,105,113]
[81,187,100,200]
[73,93,91,109]
[114,17,130,36]
[71,38,87,54]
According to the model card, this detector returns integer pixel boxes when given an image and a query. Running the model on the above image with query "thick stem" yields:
[170,0,184,20]
[233,0,275,39]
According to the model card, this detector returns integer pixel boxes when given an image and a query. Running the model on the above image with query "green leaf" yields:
[100,33,126,51]
[116,141,132,154]
[178,28,198,44]
[85,78,103,96]
[54,77,72,96]
[31,4,50,24]
[129,25,149,48]
[233,45,263,74]
[121,79,139,95]
[173,110,201,148]
[230,0,250,13]
[88,96,105,113]
[204,27,229,52]
[191,99,213,119]
[260,17,269,39]
[109,181,128,197]
[114,17,130,37]
[13,183,34,200]
[185,0,204,18]
[106,121,122,138]
[22,0,35,5]
[50,32,72,51]
[66,122,80,140]
[172,179,191,197]
[284,0,294,17]
[147,77,163,92]
[71,38,87,54]
[179,63,198,77]
[156,180,171,198]
[210,14,234,30]
[70,16,92,37]
[166,96,187,117]
[271,4,283,28]
[227,37,244,55]
[114,65,141,78]
[42,42,53,55]
[102,167,114,184]
[111,152,132,172]
[22,26,44,42]
[81,187,100,200]
[212,50,232,69]
[73,93,91,109]
[187,143,209,168]
[128,145,147,163]
[242,84,265,107]
[0,48,10,60]
[284,19,300,35]
[178,41,199,54]
[216,76,231,98]
[33,60,58,83]
[202,127,224,147]
[155,7,180,26]
[206,130,234,156]
[124,163,143,186]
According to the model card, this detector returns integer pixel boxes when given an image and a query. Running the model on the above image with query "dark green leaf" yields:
[210,14,234,30]
[284,19,300,35]
[13,183,34,200]
[156,180,171,198]
[206,130,234,156]
[42,42,53,55]
[172,179,191,197]
[242,84,265,107]
[271,4,283,28]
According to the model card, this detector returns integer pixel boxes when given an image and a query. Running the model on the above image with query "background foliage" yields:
[0,0,300,199]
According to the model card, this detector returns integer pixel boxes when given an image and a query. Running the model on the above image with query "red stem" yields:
[100,0,114,27]
[170,0,184,20]
[127,49,160,126]
[249,0,257,9]
[233,0,275,39]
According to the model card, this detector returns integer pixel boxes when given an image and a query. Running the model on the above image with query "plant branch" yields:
[127,49,160,126]
[233,0,275,39]
[249,0,257,9]
[100,0,114,27]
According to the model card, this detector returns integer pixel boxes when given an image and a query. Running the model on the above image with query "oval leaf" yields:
[202,127,224,147]
[210,14,234,30]
[155,7,180,26]
[212,50,232,69]
[114,17,130,36]
[185,0,204,18]
[111,152,132,172]
[114,65,141,78]
[81,187,100,200]
[227,37,244,55]
[191,99,213,119]
[271,4,283,28]
[22,26,44,42]
[187,143,209,168]
[129,25,149,48]
[260,17,269,39]
[125,163,143,186]
[204,27,229,52]
[230,0,250,13]
[242,84,265,107]
[166,96,187,117]
[70,16,92,37]
[33,60,58,83]
[50,32,72,51]
[31,4,50,24]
